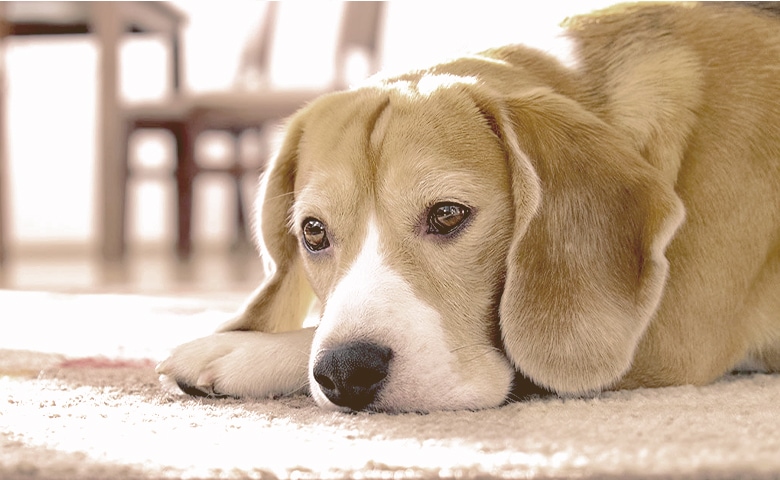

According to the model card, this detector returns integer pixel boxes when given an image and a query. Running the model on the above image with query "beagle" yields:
[157,2,780,412]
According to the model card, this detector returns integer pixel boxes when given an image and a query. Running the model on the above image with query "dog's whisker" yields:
[450,344,505,365]
[463,350,497,364]
[451,344,504,356]
[449,343,498,354]
[266,190,296,202]
[286,381,310,396]
[261,190,299,209]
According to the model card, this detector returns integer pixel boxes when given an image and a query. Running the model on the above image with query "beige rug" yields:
[1,289,779,479]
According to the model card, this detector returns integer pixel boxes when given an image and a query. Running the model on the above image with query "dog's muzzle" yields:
[312,341,393,411]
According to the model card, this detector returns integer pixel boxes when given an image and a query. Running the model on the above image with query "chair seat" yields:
[125,88,325,129]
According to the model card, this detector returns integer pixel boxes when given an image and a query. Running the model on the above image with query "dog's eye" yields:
[427,202,471,235]
[302,218,330,252]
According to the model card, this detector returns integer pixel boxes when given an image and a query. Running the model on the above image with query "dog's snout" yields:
[313,341,393,411]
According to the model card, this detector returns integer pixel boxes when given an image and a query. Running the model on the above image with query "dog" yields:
[157,2,780,413]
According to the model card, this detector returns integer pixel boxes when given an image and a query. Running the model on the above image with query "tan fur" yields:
[176,2,780,404]
[289,86,519,405]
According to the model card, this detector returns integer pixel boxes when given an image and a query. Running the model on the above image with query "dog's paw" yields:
[155,332,240,398]
[156,328,314,399]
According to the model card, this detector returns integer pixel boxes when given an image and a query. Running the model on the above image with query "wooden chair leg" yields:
[0,174,5,266]
[173,121,195,260]
[231,129,248,250]
[0,126,5,267]
[115,120,134,261]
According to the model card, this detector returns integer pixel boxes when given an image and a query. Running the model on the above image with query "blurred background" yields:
[0,1,613,294]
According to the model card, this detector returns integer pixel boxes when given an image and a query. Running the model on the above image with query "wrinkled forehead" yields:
[295,85,503,188]
[370,88,507,206]
[294,89,386,188]
[292,89,387,231]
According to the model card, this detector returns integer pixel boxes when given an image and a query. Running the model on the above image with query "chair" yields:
[122,2,385,259]
[0,2,185,263]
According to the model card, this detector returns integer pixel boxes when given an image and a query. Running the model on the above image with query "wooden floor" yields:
[0,249,265,295]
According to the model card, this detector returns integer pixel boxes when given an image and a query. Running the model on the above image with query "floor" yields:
[0,249,265,296]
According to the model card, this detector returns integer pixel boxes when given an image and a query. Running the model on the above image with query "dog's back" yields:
[563,2,780,387]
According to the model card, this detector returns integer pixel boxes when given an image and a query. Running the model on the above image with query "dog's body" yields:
[158,2,780,412]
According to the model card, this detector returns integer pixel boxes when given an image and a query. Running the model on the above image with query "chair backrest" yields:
[334,2,385,88]
[252,1,278,80]
[238,1,385,90]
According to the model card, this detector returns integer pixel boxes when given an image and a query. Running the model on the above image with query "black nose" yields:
[313,341,393,411]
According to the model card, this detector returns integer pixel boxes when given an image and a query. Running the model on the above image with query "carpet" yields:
[1,289,779,479]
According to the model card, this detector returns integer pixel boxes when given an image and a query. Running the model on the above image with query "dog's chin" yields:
[309,359,515,414]
[311,391,511,415]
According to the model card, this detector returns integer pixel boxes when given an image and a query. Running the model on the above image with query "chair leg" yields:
[232,130,248,250]
[115,121,134,261]
[0,180,5,267]
[173,121,195,260]
[236,126,270,250]
[0,93,4,267]
[0,129,5,266]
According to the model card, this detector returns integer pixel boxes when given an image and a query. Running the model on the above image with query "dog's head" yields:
[247,61,683,412]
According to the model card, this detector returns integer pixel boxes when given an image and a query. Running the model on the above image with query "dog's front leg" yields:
[156,328,314,399]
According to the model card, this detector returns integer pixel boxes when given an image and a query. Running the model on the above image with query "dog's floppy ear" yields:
[218,112,315,333]
[481,88,684,395]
